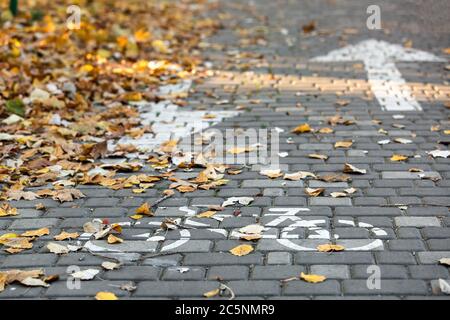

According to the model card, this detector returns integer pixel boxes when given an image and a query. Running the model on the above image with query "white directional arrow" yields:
[311,39,445,111]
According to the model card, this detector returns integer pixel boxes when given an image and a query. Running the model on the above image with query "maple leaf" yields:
[51,189,85,203]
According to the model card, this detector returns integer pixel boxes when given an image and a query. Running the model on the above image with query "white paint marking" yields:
[312,39,445,111]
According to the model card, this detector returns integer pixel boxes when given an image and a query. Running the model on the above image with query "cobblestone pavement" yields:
[1,0,450,299]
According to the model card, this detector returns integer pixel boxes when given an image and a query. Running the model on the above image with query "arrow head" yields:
[311,39,445,63]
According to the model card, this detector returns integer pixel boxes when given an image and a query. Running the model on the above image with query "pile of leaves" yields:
[0,0,222,200]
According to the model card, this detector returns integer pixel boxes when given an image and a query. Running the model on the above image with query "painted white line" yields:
[312,39,445,111]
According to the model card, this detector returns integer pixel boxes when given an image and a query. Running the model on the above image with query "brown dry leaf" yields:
[107,234,124,244]
[318,174,351,182]
[229,244,254,256]
[135,203,153,216]
[408,168,424,173]
[227,169,243,175]
[6,190,40,201]
[291,123,312,134]
[305,187,325,197]
[302,20,316,33]
[300,272,326,283]
[47,242,70,255]
[390,154,408,162]
[51,189,85,203]
[177,185,197,193]
[21,228,50,238]
[54,231,79,241]
[334,141,353,148]
[0,203,18,217]
[95,291,118,300]
[343,163,366,174]
[163,189,175,197]
[317,244,345,252]
[203,288,220,298]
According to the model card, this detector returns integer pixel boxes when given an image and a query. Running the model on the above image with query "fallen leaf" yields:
[394,138,412,144]
[439,258,450,266]
[390,154,408,162]
[305,187,325,197]
[283,171,317,181]
[47,242,70,255]
[318,174,351,182]
[222,197,254,207]
[54,231,79,241]
[130,214,143,220]
[135,203,153,216]
[203,288,220,298]
[21,228,50,238]
[344,187,357,194]
[427,150,450,158]
[107,234,124,244]
[308,154,328,160]
[20,277,50,288]
[408,168,424,173]
[227,146,256,154]
[229,244,254,256]
[102,261,120,270]
[239,224,265,235]
[95,291,118,300]
[196,211,216,218]
[317,244,345,252]
[291,123,311,134]
[51,188,85,202]
[70,269,99,280]
[260,169,283,178]
[334,141,353,148]
[0,203,18,217]
[330,192,347,198]
[302,20,316,33]
[343,163,366,174]
[318,127,334,134]
[300,272,326,283]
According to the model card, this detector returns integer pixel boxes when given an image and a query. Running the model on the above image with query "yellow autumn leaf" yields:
[300,272,326,283]
[152,39,169,53]
[135,203,153,216]
[95,291,118,300]
[203,288,220,298]
[317,244,345,252]
[107,234,123,244]
[130,214,143,220]
[132,189,146,194]
[134,29,151,43]
[196,211,216,218]
[390,154,408,161]
[21,228,50,238]
[291,123,311,134]
[444,130,450,135]
[229,244,254,256]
